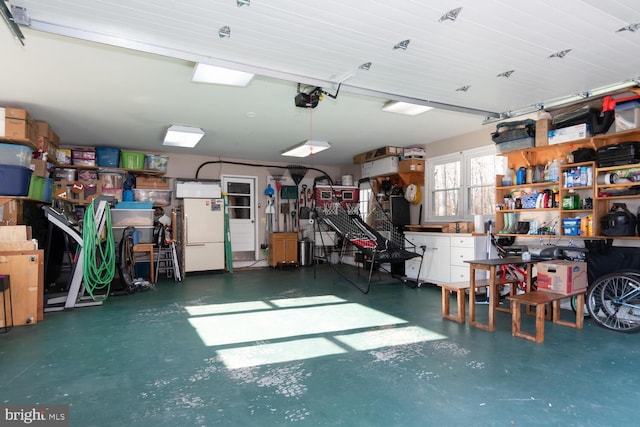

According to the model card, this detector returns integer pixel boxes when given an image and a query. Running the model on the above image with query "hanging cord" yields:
[309,93,314,156]
[82,200,116,300]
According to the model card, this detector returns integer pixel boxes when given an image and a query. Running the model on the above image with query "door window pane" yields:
[227,182,250,194]
[230,207,251,219]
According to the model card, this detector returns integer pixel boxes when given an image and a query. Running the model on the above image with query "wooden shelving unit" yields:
[496,127,640,240]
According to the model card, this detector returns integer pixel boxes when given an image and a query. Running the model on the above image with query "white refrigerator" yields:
[183,198,225,272]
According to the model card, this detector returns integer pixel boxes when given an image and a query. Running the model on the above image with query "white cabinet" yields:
[405,232,488,285]
[449,235,489,282]
[423,235,451,284]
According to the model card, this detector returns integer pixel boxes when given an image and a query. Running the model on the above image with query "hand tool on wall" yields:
[299,184,311,219]
[281,202,289,232]
[263,183,275,246]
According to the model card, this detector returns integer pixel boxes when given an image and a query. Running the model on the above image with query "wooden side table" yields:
[133,243,155,283]
[465,257,535,332]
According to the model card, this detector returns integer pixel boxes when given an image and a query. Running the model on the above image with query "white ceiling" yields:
[2,0,640,166]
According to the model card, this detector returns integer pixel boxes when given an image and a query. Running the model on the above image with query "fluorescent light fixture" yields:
[382,101,433,116]
[163,125,205,148]
[281,140,331,157]
[192,63,254,86]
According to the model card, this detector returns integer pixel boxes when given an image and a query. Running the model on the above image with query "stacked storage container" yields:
[0,143,33,196]
[111,207,154,245]
[99,170,125,202]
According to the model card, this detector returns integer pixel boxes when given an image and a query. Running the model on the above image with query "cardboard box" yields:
[353,146,404,164]
[535,119,551,147]
[0,224,31,240]
[2,118,35,141]
[446,221,473,233]
[398,159,425,173]
[0,199,23,226]
[4,108,30,120]
[0,107,35,141]
[30,159,50,177]
[548,123,591,145]
[361,156,399,178]
[135,175,171,190]
[536,260,588,294]
[403,147,426,158]
[35,121,53,140]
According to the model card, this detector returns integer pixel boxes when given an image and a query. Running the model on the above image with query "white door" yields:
[222,176,257,255]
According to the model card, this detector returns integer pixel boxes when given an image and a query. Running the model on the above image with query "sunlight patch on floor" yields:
[184,300,272,316]
[334,325,446,351]
[186,295,448,369]
[270,295,346,308]
[217,337,347,369]
[189,303,407,347]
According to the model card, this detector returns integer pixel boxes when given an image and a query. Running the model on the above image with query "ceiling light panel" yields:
[282,140,331,157]
[382,101,434,116]
[163,125,205,148]
[192,63,254,86]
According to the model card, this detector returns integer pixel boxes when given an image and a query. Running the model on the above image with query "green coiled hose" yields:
[82,200,116,300]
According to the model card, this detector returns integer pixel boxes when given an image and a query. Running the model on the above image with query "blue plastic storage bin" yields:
[43,178,54,202]
[96,146,121,167]
[114,201,154,209]
[0,165,33,196]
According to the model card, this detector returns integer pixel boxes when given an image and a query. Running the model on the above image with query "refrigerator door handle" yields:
[185,243,206,247]
[185,213,188,244]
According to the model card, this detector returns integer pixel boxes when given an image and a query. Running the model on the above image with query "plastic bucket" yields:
[298,240,313,266]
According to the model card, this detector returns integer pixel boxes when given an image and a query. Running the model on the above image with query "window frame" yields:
[426,145,504,223]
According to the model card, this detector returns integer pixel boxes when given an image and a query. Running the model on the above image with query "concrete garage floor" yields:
[0,265,637,426]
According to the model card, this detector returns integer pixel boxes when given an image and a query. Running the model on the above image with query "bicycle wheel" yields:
[571,294,590,318]
[118,234,137,294]
[587,272,640,333]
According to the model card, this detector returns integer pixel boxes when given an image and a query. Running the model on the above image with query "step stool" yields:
[155,241,181,282]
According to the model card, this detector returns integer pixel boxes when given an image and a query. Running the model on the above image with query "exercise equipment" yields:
[312,176,424,294]
[42,196,115,311]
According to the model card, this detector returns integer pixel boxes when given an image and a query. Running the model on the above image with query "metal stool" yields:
[0,274,13,333]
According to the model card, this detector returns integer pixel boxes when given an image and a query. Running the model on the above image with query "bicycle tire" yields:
[587,272,640,333]
[118,234,137,294]
[570,294,590,318]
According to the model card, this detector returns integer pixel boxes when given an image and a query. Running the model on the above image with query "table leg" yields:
[487,265,496,331]
[150,249,155,283]
[469,264,495,332]
[469,267,477,324]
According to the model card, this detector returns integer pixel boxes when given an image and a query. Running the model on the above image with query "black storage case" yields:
[600,203,637,237]
[491,119,535,144]
[596,141,640,167]
[553,107,614,135]
[572,148,596,162]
